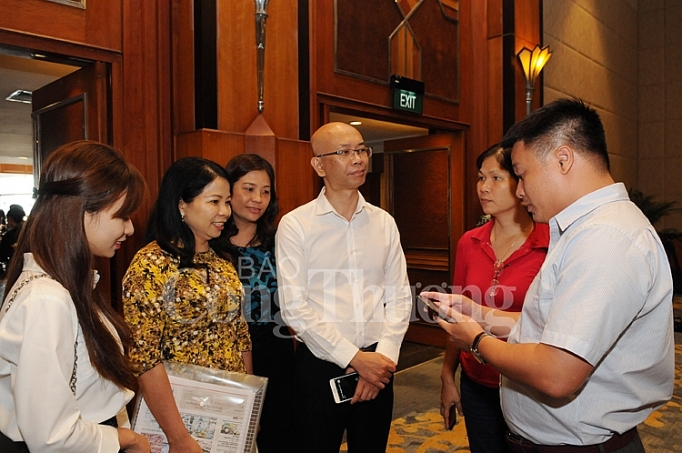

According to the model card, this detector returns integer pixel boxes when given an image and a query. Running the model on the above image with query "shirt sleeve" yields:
[276,214,359,368]
[10,283,120,453]
[375,218,412,364]
[540,224,660,366]
[123,248,168,375]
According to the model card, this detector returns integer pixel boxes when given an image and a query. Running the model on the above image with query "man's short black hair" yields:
[500,98,610,172]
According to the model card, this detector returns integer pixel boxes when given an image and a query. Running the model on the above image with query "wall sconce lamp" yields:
[517,44,552,116]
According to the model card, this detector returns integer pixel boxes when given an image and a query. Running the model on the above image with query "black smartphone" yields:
[417,295,451,322]
[447,404,457,430]
[329,372,359,403]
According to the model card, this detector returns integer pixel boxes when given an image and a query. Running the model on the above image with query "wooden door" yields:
[383,133,465,347]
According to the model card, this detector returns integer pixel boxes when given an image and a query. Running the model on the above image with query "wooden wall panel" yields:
[407,0,459,102]
[175,130,245,166]
[175,132,314,219]
[461,0,489,230]
[0,0,122,51]
[276,139,316,217]
[107,0,172,305]
[217,0,299,139]
[309,0,463,133]
[335,0,402,82]
[172,0,196,134]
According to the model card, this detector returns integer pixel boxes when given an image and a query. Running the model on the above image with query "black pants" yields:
[0,431,29,453]
[293,343,394,453]
[250,328,297,453]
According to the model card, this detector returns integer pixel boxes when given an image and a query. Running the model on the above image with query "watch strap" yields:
[470,331,493,364]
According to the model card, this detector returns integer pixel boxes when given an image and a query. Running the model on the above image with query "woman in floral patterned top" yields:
[123,157,251,453]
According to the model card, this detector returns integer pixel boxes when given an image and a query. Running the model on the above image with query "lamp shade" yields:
[517,45,552,87]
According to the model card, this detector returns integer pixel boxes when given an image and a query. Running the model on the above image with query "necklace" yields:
[488,223,533,299]
[491,223,533,266]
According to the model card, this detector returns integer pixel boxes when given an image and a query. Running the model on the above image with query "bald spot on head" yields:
[310,122,363,156]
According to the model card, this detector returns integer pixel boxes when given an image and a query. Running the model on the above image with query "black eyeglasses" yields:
[316,146,373,159]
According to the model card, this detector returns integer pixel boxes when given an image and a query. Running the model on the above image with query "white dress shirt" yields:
[0,253,132,453]
[501,183,675,445]
[276,188,412,368]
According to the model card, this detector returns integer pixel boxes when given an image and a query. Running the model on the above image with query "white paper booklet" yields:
[131,362,268,453]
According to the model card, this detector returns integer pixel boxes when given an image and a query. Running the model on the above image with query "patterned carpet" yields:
[342,339,682,453]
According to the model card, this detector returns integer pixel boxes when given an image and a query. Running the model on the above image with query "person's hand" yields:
[167,433,203,453]
[351,376,381,404]
[420,292,478,318]
[419,292,484,350]
[117,428,151,453]
[440,378,463,430]
[349,351,396,388]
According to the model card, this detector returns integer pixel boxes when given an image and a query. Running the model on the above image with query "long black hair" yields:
[145,157,233,266]
[224,154,279,250]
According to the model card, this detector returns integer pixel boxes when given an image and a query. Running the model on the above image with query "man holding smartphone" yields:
[425,99,674,452]
[276,122,412,453]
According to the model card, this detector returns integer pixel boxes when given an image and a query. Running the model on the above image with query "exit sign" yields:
[390,75,424,115]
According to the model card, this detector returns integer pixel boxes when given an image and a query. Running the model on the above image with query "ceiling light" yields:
[350,121,362,126]
[5,90,32,104]
[17,157,29,160]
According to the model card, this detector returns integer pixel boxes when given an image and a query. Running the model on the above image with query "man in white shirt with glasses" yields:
[276,122,412,453]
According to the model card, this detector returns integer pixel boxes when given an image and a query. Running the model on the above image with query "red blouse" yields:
[455,219,549,387]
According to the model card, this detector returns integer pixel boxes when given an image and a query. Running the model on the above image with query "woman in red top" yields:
[440,144,549,453]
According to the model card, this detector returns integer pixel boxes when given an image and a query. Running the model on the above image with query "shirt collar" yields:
[550,182,628,236]
[314,186,366,219]
[470,217,548,251]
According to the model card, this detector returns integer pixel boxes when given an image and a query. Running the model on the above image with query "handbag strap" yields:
[3,273,78,395]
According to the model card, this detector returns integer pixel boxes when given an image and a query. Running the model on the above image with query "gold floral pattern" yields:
[123,241,251,375]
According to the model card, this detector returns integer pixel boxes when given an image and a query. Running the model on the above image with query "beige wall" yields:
[637,0,682,231]
[543,0,682,231]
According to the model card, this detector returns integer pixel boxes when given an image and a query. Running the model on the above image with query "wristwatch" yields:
[470,331,493,364]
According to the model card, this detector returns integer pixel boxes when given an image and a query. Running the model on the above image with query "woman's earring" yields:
[181,212,185,222]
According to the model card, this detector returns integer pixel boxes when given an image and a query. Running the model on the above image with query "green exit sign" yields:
[390,75,424,115]
[392,89,423,114]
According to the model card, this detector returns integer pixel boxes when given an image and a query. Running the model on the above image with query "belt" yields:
[506,427,638,453]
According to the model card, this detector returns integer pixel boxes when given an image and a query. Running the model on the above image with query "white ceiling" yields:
[0,53,77,165]
[329,112,428,150]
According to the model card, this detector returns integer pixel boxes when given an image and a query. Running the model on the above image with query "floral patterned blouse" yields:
[123,241,251,375]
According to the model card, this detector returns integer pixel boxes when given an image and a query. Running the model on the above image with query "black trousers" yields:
[293,343,394,453]
[251,329,297,453]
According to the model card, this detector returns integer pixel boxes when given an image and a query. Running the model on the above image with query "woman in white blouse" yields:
[0,141,150,453]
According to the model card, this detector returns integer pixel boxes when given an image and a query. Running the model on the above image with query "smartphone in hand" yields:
[446,404,457,430]
[417,295,452,322]
[330,372,359,404]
